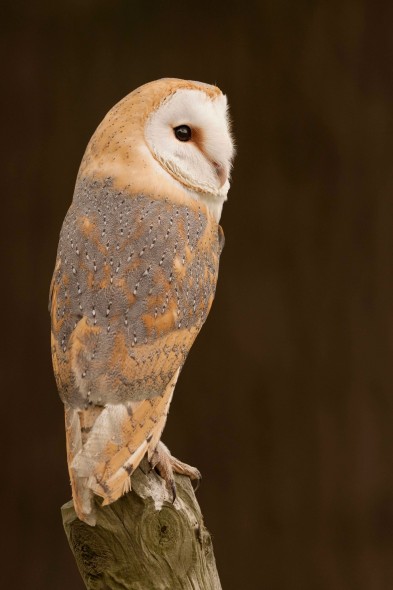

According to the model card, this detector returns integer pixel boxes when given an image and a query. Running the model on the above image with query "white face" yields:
[145,89,234,221]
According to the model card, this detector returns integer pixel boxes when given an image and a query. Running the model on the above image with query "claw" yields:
[150,441,201,499]
[171,480,177,503]
[191,476,201,492]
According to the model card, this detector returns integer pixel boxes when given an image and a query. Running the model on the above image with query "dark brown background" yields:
[2,1,393,588]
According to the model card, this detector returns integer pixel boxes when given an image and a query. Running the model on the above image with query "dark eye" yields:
[174,125,192,142]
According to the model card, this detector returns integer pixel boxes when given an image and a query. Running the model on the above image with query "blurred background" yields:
[2,1,393,588]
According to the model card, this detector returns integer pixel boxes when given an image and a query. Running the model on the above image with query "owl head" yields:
[78,78,235,221]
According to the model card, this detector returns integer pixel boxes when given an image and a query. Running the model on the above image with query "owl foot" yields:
[150,441,201,501]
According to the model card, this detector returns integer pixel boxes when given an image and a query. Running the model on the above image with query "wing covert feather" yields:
[50,177,222,408]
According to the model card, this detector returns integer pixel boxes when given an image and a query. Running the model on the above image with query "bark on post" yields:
[61,463,222,590]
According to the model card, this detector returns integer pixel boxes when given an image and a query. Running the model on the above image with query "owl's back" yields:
[50,177,223,409]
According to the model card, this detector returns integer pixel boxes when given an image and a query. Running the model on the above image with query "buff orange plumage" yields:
[50,78,234,524]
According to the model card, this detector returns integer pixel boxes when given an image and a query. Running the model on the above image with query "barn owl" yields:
[49,78,234,525]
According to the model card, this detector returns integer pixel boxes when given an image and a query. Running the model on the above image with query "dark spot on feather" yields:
[124,463,134,475]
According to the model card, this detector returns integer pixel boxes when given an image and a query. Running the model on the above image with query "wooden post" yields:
[61,462,222,590]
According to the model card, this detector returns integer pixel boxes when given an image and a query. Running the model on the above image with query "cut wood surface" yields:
[61,462,222,590]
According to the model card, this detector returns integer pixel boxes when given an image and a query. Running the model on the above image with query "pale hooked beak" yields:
[212,161,229,188]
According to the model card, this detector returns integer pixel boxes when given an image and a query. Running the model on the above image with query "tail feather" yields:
[64,406,96,525]
[97,439,149,505]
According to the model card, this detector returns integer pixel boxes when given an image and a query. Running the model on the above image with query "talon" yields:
[151,441,201,499]
[192,476,201,492]
[171,480,177,503]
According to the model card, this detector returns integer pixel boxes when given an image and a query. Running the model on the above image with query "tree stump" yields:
[61,462,222,590]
